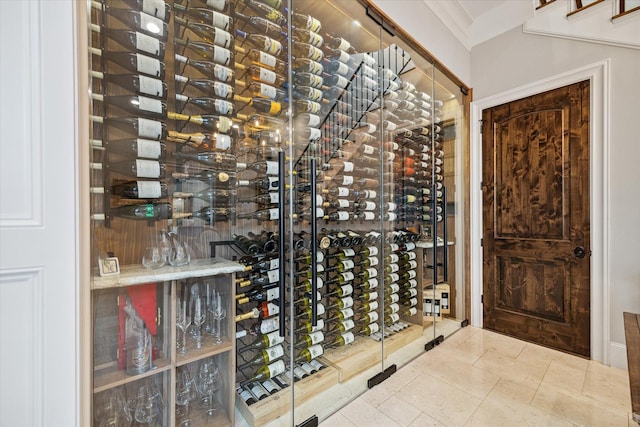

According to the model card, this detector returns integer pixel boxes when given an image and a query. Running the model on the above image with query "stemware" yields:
[94,388,131,427]
[132,381,163,425]
[192,296,206,349]
[197,359,222,418]
[176,297,191,354]
[210,290,226,345]
[175,366,198,426]
[142,247,165,269]
[167,231,191,267]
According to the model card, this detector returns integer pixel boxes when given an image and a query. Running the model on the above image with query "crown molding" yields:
[422,0,473,51]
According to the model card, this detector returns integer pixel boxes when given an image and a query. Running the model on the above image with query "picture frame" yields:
[98,256,120,276]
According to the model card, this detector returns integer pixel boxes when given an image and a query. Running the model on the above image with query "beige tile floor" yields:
[322,327,634,427]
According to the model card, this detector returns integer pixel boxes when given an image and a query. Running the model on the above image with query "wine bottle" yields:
[173,207,232,224]
[238,344,285,371]
[237,47,286,75]
[239,330,284,353]
[108,180,168,199]
[242,360,286,385]
[90,71,166,98]
[167,111,235,133]
[235,30,282,55]
[236,176,279,191]
[292,57,323,74]
[237,208,279,221]
[174,16,232,48]
[175,94,234,115]
[294,344,323,363]
[171,151,236,168]
[172,188,233,203]
[237,192,279,205]
[237,286,279,305]
[103,158,166,179]
[175,74,234,99]
[90,24,165,58]
[291,27,323,48]
[101,138,166,159]
[238,0,287,26]
[174,37,233,66]
[101,202,172,220]
[112,0,171,21]
[174,54,234,82]
[172,2,230,29]
[172,169,235,186]
[99,4,168,40]
[92,94,166,119]
[290,41,324,62]
[93,116,166,140]
[235,95,282,116]
[233,10,284,39]
[91,48,165,78]
[286,9,322,32]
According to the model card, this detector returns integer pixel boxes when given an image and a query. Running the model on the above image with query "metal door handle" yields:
[574,246,586,259]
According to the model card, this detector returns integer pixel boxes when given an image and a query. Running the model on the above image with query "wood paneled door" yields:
[481,81,591,357]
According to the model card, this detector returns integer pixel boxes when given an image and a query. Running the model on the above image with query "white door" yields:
[0,1,81,426]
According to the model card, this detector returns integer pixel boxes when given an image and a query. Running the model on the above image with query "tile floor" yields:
[322,327,634,427]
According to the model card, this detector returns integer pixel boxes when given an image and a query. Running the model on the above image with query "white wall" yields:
[471,26,640,367]
[371,0,472,85]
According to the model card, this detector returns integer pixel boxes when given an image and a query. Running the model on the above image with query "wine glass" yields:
[142,247,165,269]
[168,232,191,267]
[175,366,198,427]
[210,290,226,345]
[176,297,191,354]
[192,297,206,349]
[133,381,163,425]
[94,388,131,427]
[197,359,222,418]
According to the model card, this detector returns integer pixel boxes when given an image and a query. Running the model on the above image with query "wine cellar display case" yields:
[85,0,470,425]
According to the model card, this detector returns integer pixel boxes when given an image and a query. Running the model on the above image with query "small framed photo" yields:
[99,257,120,276]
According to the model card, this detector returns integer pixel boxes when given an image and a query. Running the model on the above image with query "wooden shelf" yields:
[175,338,233,367]
[93,357,171,394]
[92,258,244,289]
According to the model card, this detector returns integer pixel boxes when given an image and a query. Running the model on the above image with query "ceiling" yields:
[457,0,514,20]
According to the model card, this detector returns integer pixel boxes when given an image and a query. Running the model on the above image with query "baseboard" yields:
[609,341,628,369]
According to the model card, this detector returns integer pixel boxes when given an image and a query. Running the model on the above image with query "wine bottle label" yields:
[137,75,164,97]
[334,187,347,197]
[341,331,355,345]
[366,257,379,267]
[139,12,164,36]
[368,311,379,323]
[205,0,226,10]
[134,118,162,139]
[387,273,400,283]
[139,0,166,19]
[307,127,321,139]
[316,303,326,316]
[339,307,354,319]
[264,344,284,360]
[250,383,268,399]
[404,242,416,251]
[406,251,417,260]
[388,253,399,263]
[408,298,418,307]
[337,161,354,173]
[388,303,400,314]
[264,302,279,317]
[260,317,279,334]
[213,45,231,65]
[366,246,378,256]
[386,212,398,221]
[340,259,355,270]
[259,67,277,84]
[407,288,418,297]
[293,366,307,379]
[335,199,348,208]
[266,287,279,301]
[213,28,232,48]
[134,32,161,56]
[361,64,376,79]
[267,269,279,283]
[336,49,350,64]
[388,243,399,252]
[407,270,417,279]
[407,260,418,269]
[135,180,162,198]
[307,344,324,359]
[268,256,279,270]
[339,248,353,257]
[308,45,323,61]
[259,51,277,68]
[263,161,278,175]
[134,53,162,77]
[213,133,231,150]
[137,96,163,114]
[308,88,323,101]
[340,296,354,308]
[214,81,232,98]
[362,145,375,155]
[262,379,279,394]
[215,99,233,115]
[335,62,349,76]
[340,284,354,296]
[341,319,355,331]
[365,292,378,302]
[340,272,355,283]
[406,307,418,316]
[135,159,161,178]
[134,139,161,159]
[367,322,380,335]
[266,38,282,55]
[365,267,378,278]
[340,175,353,186]
[306,331,324,345]
[388,293,399,304]
[407,279,418,288]
[209,65,230,83]
[386,202,398,212]
[239,389,254,403]
[363,201,376,211]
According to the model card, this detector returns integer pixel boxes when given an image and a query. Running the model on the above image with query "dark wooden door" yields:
[482,81,591,357]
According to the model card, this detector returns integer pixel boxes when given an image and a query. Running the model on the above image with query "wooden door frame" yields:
[469,60,611,364]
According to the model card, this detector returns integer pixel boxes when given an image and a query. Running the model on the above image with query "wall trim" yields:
[470,59,611,364]
[609,341,628,370]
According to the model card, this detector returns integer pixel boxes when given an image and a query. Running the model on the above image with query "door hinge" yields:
[481,295,484,304]
[480,238,483,247]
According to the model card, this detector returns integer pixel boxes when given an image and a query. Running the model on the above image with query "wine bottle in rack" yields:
[96,3,169,40]
[172,2,231,30]
[90,71,167,98]
[175,54,234,82]
[90,48,166,78]
[172,188,233,203]
[101,138,166,159]
[175,74,235,99]
[233,10,285,39]
[89,24,165,58]
[241,359,286,385]
[171,151,237,168]
[237,0,287,27]
[175,94,235,115]
[174,37,233,66]
[92,93,166,119]
[237,344,285,371]
[92,202,172,221]
[99,158,166,179]
[174,16,233,48]
[173,207,233,224]
[107,180,168,199]
[114,0,172,21]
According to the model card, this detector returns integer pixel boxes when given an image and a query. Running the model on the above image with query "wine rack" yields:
[86,0,465,426]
